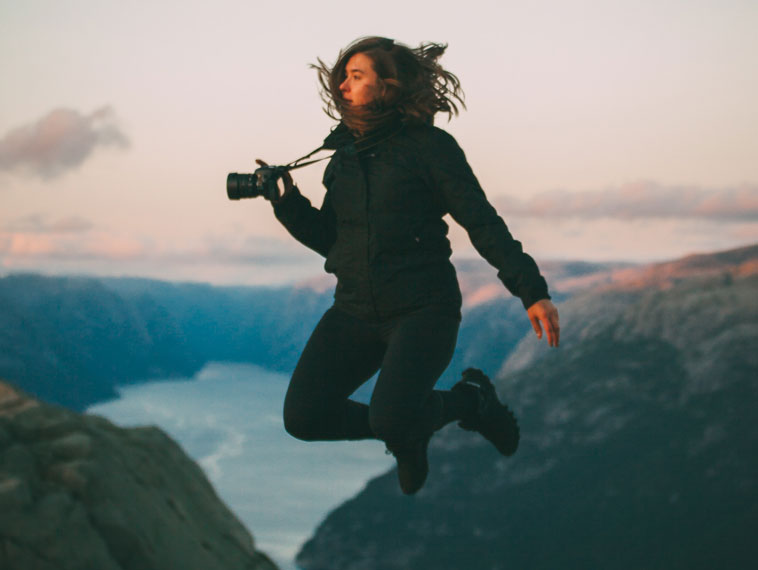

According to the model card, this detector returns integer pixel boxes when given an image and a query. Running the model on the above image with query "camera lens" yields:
[227,173,257,200]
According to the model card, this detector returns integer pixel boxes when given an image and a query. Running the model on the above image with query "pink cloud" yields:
[0,106,129,179]
[494,181,758,221]
[0,224,314,270]
[0,229,145,260]
[0,226,324,286]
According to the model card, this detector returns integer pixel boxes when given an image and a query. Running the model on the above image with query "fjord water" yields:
[87,362,394,570]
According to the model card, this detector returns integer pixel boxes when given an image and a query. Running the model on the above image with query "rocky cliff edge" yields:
[0,381,278,570]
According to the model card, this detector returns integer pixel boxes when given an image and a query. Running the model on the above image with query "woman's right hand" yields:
[526,299,560,347]
[256,158,294,203]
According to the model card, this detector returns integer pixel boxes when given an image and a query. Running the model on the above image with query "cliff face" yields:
[296,245,758,570]
[0,274,333,410]
[0,381,278,570]
[0,260,614,411]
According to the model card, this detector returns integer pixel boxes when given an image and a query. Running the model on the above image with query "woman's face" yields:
[339,52,379,106]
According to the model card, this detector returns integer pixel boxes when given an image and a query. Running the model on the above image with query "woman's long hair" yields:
[312,36,465,133]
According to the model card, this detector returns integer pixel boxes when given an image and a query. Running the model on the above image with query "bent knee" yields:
[283,406,325,441]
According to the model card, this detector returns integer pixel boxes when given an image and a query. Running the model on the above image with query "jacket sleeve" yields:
[421,128,550,310]
[272,187,336,258]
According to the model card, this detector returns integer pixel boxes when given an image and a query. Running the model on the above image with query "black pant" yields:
[283,305,460,448]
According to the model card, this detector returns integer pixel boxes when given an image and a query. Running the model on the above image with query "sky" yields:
[1,0,757,286]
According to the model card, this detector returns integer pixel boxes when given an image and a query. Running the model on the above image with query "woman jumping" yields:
[263,36,559,495]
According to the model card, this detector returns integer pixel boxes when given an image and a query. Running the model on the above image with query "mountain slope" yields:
[295,244,758,570]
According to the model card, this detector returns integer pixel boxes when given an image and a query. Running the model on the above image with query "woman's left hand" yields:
[527,299,560,347]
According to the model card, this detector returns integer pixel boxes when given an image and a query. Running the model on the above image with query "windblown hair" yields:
[312,36,465,133]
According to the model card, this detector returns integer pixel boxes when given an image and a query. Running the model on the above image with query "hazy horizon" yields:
[0,238,754,289]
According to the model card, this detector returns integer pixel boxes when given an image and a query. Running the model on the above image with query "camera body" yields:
[227,165,288,201]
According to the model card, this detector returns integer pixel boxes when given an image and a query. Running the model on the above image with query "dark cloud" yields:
[0,106,129,179]
[494,182,758,221]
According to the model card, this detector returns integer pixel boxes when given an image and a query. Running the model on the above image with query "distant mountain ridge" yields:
[0,275,333,410]
[295,243,758,570]
[1,246,752,411]
[582,242,758,292]
[0,258,615,410]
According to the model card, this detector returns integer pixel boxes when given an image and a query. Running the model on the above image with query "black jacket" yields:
[273,121,550,320]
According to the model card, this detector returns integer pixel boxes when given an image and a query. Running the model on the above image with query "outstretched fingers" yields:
[527,299,560,347]
[545,310,560,347]
[529,313,544,340]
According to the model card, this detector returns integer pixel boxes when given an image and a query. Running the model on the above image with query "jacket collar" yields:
[322,122,353,150]
[322,117,404,154]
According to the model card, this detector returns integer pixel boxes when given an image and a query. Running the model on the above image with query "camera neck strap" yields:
[285,146,332,171]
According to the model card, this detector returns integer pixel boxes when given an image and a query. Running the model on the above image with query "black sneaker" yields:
[386,435,431,495]
[452,368,519,456]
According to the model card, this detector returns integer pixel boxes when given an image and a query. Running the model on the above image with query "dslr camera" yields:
[227,165,289,202]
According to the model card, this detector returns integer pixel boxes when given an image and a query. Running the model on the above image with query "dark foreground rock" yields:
[0,381,278,570]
